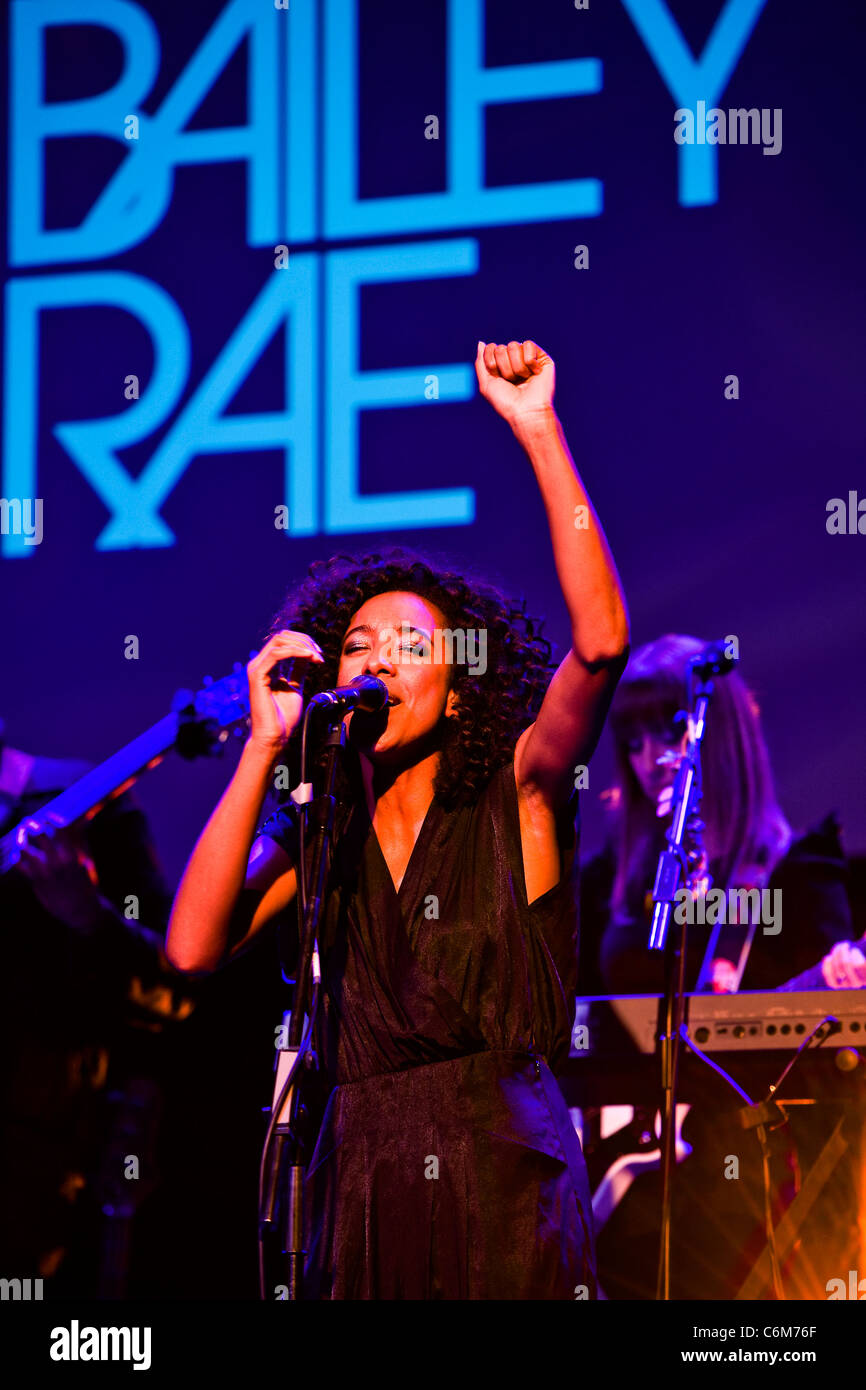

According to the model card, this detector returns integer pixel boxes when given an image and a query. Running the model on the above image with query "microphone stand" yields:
[259,712,346,1300]
[648,669,715,1301]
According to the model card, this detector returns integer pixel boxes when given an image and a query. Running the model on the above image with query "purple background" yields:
[3,0,864,893]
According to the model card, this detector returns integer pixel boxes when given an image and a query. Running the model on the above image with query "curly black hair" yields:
[265,547,558,809]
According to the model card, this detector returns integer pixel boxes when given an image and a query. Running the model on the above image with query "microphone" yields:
[307,675,389,713]
[688,641,738,680]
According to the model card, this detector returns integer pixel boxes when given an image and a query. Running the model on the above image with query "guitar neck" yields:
[0,712,179,875]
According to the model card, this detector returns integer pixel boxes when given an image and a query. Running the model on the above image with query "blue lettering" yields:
[324,0,603,237]
[620,0,769,205]
[324,240,478,532]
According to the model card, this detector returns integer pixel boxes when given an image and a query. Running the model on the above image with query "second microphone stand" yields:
[648,669,716,1300]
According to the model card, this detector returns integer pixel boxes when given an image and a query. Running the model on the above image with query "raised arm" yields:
[475,340,629,809]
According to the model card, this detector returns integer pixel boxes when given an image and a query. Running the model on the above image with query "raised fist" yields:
[475,339,555,427]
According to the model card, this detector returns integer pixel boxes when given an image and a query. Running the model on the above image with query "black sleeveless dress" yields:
[259,757,596,1299]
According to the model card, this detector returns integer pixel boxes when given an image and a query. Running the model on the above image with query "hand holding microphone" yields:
[246,630,325,757]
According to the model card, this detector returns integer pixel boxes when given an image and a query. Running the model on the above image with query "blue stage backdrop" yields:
[2,0,864,887]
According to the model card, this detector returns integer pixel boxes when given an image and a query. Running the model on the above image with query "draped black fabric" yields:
[259,758,596,1299]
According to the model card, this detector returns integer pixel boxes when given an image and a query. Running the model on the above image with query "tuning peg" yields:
[171,687,196,713]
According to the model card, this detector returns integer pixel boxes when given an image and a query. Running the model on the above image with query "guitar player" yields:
[0,718,191,1296]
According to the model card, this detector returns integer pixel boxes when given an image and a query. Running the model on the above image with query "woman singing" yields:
[166,339,629,1299]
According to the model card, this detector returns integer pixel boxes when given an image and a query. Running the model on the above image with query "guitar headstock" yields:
[0,665,258,875]
[172,664,251,757]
